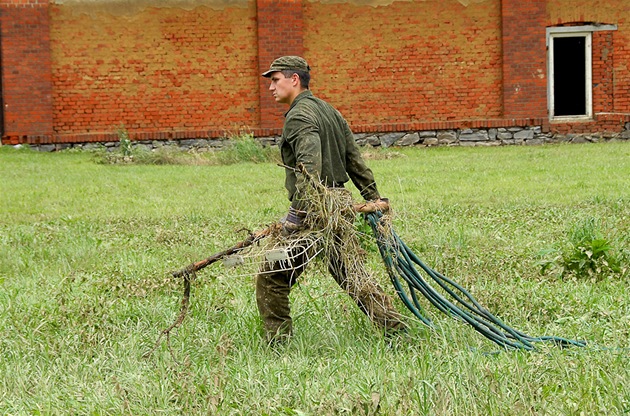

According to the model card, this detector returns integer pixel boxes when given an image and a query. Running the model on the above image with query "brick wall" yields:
[0,0,53,144]
[592,31,615,114]
[1,0,629,145]
[257,0,305,130]
[501,0,548,120]
[49,0,259,142]
[303,0,503,126]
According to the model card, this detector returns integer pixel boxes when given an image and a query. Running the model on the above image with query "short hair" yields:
[281,69,310,89]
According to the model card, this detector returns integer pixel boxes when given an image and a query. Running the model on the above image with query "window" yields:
[548,31,592,119]
[546,24,616,121]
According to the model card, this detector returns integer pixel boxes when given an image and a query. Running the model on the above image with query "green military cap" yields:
[262,56,310,77]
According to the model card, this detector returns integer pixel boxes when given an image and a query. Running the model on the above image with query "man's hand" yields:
[353,198,390,214]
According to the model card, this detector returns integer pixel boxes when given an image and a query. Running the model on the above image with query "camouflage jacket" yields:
[280,90,380,210]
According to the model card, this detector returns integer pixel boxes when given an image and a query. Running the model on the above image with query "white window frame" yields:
[546,25,616,121]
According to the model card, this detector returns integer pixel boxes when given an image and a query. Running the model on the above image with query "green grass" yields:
[92,131,280,166]
[1,142,629,415]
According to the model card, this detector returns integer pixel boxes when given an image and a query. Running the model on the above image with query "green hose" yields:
[366,211,586,350]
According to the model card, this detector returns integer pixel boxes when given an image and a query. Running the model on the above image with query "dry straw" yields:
[148,165,405,360]
[261,165,404,329]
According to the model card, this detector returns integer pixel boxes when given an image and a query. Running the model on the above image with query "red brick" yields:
[1,0,53,141]
[2,0,630,145]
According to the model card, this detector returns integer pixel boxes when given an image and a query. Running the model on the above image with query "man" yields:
[257,55,405,343]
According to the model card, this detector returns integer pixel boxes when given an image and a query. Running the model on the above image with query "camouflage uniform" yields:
[258,62,405,342]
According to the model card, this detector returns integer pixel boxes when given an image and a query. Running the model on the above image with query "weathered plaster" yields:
[308,0,412,6]
[53,0,492,17]
[308,0,488,7]
[456,0,488,6]
[51,0,248,16]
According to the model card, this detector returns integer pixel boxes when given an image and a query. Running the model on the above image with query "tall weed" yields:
[93,130,279,166]
[216,132,279,165]
[538,217,623,279]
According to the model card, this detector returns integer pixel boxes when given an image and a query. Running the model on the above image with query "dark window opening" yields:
[553,36,587,116]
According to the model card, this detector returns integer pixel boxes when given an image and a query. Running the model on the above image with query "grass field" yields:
[1,142,629,415]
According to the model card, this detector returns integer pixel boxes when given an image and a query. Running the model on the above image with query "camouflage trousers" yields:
[255,240,406,343]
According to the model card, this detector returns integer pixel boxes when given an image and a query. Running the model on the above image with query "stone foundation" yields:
[18,122,630,152]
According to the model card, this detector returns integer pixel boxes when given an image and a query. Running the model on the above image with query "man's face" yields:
[268,72,297,105]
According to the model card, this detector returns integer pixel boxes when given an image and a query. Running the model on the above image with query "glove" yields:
[281,207,307,235]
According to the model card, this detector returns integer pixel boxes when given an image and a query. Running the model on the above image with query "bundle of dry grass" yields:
[150,166,405,361]
[255,166,405,330]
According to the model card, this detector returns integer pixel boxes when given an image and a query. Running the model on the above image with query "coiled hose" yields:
[366,211,586,351]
